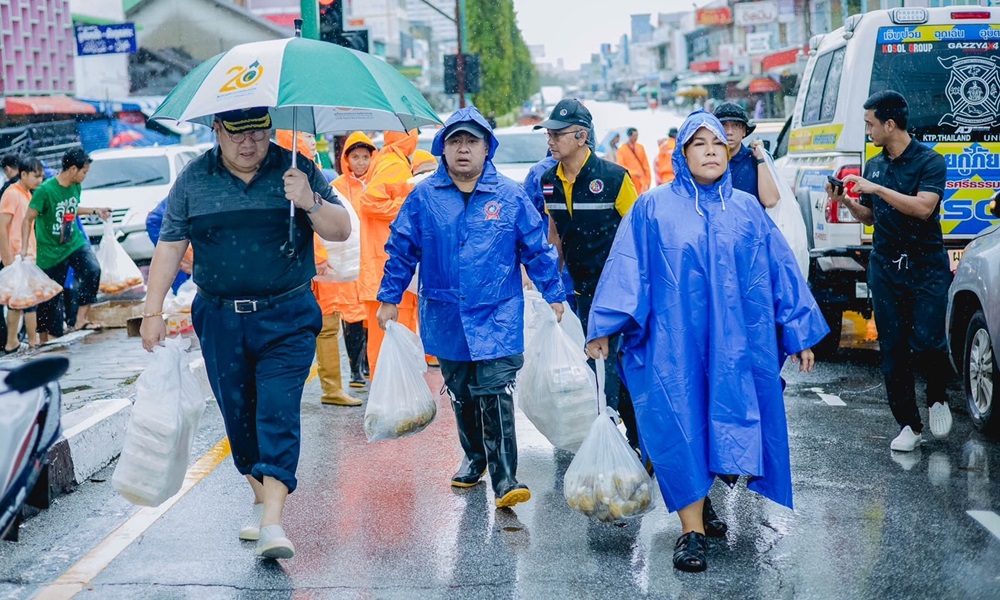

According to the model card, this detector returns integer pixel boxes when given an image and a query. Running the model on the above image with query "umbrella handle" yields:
[285,107,297,257]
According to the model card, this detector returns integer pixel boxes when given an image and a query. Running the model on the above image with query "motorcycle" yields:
[0,356,69,541]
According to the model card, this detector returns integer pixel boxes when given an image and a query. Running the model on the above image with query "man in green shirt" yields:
[21,149,110,341]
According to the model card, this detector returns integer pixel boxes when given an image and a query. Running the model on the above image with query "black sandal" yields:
[673,531,708,572]
[703,497,728,537]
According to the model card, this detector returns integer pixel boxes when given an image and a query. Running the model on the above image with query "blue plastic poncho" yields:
[586,111,829,512]
[378,106,564,361]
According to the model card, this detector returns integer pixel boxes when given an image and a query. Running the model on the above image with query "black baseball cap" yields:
[216,106,272,133]
[535,99,593,131]
[714,102,756,134]
[444,122,488,140]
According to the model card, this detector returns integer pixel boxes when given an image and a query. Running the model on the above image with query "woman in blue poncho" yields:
[585,111,829,573]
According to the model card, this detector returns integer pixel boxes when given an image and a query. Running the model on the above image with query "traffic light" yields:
[318,0,342,43]
[318,0,369,53]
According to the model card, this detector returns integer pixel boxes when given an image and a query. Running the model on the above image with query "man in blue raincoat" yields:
[585,111,828,573]
[376,107,564,509]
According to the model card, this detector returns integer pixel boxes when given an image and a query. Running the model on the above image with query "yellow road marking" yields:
[34,438,232,600]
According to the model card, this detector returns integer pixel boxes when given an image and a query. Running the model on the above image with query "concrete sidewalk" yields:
[1,328,209,506]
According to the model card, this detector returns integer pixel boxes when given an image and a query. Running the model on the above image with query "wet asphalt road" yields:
[2,323,1000,600]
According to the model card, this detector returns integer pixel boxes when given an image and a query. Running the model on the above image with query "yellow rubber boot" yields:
[317,314,361,406]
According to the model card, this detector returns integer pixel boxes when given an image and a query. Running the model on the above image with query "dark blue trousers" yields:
[192,287,322,493]
[868,251,953,434]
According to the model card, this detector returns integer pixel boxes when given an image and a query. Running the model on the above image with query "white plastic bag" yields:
[560,302,586,351]
[563,359,654,522]
[762,151,810,278]
[315,190,360,283]
[0,256,62,309]
[112,337,205,506]
[406,264,419,296]
[518,309,598,452]
[522,290,549,350]
[97,221,144,294]
[171,279,197,314]
[364,321,437,441]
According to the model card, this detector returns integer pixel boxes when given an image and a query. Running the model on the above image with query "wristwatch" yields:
[306,192,324,214]
[755,157,766,165]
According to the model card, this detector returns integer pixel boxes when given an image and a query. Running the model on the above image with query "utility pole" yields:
[456,0,466,108]
[300,0,319,40]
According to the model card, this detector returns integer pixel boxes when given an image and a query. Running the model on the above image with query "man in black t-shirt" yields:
[828,90,953,454]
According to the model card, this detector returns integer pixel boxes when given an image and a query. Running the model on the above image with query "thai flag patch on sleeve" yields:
[542,184,555,197]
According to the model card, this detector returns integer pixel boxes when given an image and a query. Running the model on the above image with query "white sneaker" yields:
[256,524,295,559]
[238,503,264,541]
[890,426,923,452]
[929,402,953,439]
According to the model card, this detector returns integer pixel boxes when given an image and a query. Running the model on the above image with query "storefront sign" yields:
[696,8,733,26]
[74,23,137,56]
[735,2,779,27]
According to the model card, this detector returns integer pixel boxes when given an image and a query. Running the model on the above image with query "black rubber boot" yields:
[480,393,530,508]
[450,395,487,488]
[703,497,728,537]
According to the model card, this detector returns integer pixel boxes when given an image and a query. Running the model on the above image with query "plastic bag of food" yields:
[517,309,597,452]
[97,221,144,295]
[315,190,360,283]
[112,337,205,506]
[563,359,654,521]
[364,320,437,441]
[172,279,197,313]
[0,256,62,309]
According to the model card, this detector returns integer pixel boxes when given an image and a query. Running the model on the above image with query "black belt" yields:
[196,281,312,314]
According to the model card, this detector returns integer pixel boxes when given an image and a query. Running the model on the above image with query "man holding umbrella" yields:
[140,107,351,559]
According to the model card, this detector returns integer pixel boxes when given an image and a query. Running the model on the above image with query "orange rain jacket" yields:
[654,137,676,186]
[311,131,376,323]
[616,141,652,195]
[358,129,418,304]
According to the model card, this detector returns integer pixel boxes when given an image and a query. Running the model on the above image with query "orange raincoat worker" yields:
[359,129,419,375]
[616,127,652,194]
[655,127,678,186]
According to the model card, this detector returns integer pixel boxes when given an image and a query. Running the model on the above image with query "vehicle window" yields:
[819,48,846,122]
[870,26,1000,143]
[492,133,550,164]
[82,156,170,190]
[774,117,792,160]
[802,51,834,125]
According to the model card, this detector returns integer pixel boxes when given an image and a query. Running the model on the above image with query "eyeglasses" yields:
[222,129,269,143]
[545,129,584,140]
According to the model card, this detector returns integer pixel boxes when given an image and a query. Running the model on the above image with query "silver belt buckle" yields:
[234,299,257,314]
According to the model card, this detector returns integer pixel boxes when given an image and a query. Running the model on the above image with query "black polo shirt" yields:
[860,138,947,258]
[159,143,340,298]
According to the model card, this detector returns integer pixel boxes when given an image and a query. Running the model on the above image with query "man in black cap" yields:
[535,98,641,451]
[140,106,351,560]
[713,102,780,209]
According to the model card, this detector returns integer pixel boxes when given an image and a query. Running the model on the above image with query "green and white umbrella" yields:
[150,35,441,256]
[150,37,442,133]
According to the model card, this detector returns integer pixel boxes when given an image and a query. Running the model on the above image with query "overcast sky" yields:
[512,0,714,68]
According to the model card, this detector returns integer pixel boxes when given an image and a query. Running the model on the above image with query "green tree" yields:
[465,0,536,115]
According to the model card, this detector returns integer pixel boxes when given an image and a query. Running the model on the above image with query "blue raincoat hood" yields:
[431,106,499,161]
[670,111,733,209]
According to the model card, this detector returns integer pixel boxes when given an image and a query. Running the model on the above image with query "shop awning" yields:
[749,77,783,93]
[3,96,98,115]
[762,47,805,75]
[689,59,722,73]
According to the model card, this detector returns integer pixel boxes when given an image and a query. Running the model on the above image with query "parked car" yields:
[626,95,648,111]
[79,145,209,263]
[416,126,549,183]
[946,193,1000,436]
